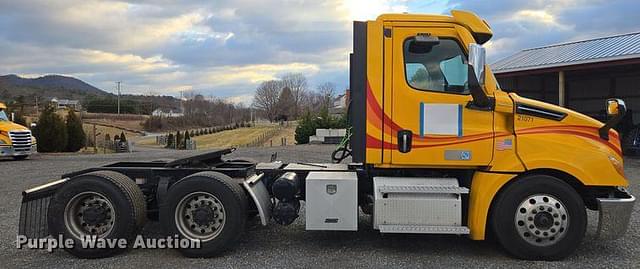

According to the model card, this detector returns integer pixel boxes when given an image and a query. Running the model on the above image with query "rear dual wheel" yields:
[491,175,586,260]
[161,171,248,258]
[48,171,146,258]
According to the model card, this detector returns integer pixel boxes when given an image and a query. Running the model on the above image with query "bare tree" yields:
[252,80,281,122]
[317,82,336,110]
[281,73,308,119]
[276,86,295,121]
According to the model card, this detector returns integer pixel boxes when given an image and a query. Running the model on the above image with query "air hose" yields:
[331,127,352,163]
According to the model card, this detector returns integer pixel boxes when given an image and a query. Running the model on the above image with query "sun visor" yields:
[451,10,492,45]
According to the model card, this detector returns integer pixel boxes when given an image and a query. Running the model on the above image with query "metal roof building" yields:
[492,31,640,134]
[493,32,640,74]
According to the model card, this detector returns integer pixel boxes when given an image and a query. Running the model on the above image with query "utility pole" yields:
[179,90,185,115]
[116,81,122,114]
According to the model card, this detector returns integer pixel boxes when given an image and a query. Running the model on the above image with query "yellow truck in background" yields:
[0,102,36,160]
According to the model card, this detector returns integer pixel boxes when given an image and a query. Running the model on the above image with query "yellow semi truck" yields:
[18,10,634,260]
[0,102,36,160]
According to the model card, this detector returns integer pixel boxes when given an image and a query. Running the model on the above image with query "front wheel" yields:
[491,175,586,260]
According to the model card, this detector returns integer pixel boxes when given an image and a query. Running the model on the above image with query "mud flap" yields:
[18,178,68,239]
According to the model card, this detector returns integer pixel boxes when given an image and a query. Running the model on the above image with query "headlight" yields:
[609,155,625,177]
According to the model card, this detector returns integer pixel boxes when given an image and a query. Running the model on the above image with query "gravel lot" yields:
[1,145,638,268]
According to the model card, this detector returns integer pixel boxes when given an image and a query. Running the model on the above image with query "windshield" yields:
[0,110,8,121]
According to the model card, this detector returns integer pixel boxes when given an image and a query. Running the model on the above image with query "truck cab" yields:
[0,102,36,160]
[348,10,635,259]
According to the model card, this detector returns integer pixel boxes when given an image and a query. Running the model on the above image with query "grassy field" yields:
[83,123,141,140]
[261,122,297,147]
[193,125,283,149]
[136,123,297,150]
[83,119,145,132]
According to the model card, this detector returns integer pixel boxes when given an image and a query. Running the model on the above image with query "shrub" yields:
[184,130,190,148]
[66,110,86,152]
[119,131,127,142]
[34,105,68,152]
[176,131,183,149]
[294,108,348,144]
[165,133,175,148]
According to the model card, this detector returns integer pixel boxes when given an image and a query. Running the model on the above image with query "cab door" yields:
[390,27,494,166]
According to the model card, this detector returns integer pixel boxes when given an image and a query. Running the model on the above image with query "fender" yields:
[467,171,515,240]
[242,173,273,226]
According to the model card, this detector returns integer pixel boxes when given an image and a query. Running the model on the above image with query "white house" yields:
[329,91,349,116]
[50,98,82,111]
[151,108,184,118]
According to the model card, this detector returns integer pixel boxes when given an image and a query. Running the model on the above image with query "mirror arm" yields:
[467,65,492,109]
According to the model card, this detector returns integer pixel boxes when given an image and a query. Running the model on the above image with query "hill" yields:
[0,74,111,101]
[0,74,181,115]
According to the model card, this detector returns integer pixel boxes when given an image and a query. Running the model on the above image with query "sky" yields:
[0,0,638,104]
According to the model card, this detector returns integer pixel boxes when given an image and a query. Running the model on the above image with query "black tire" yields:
[161,171,247,258]
[13,155,28,161]
[48,171,146,258]
[491,174,586,260]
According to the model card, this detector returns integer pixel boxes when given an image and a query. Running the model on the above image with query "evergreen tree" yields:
[184,130,191,149]
[119,131,127,142]
[65,110,86,152]
[165,133,175,148]
[34,105,68,152]
[176,131,183,149]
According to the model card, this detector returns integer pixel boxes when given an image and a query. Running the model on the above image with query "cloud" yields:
[0,0,638,101]
[448,0,640,61]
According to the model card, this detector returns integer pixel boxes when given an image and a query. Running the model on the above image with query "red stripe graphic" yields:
[365,80,622,156]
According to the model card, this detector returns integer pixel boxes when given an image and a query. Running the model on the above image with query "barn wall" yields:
[496,64,640,127]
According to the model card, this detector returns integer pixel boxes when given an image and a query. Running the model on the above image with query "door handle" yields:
[397,130,412,153]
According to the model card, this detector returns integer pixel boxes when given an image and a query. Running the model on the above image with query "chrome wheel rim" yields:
[64,191,116,239]
[174,191,225,242]
[515,194,569,246]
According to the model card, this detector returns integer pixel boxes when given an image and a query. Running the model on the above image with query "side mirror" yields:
[607,99,621,116]
[599,98,627,140]
[467,43,491,109]
[468,43,486,85]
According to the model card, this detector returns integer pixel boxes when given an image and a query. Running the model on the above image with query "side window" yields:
[404,38,469,94]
